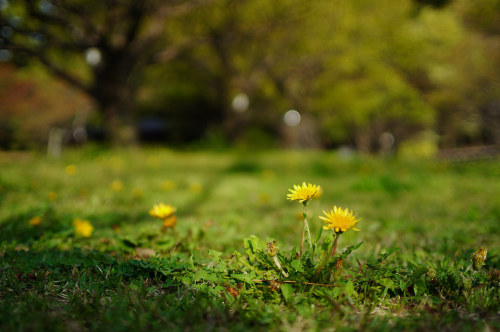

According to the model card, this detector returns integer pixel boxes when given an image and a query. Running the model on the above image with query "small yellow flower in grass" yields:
[29,216,42,226]
[190,182,203,194]
[472,247,487,270]
[65,164,77,176]
[261,169,275,179]
[110,179,124,192]
[73,218,94,237]
[132,187,143,199]
[162,215,177,229]
[149,203,176,219]
[320,206,360,234]
[287,182,321,204]
[161,180,176,191]
[48,191,57,201]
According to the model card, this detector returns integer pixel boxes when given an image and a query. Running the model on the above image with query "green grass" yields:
[0,147,499,331]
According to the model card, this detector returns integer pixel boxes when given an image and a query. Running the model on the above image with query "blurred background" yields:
[1,0,499,155]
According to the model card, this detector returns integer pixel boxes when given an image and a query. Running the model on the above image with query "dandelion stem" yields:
[273,255,289,278]
[300,202,308,259]
[300,217,305,259]
[331,235,338,257]
[314,234,339,278]
[304,215,312,249]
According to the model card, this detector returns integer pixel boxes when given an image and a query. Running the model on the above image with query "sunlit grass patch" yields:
[0,148,498,330]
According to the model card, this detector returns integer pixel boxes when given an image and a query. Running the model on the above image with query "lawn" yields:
[0,147,499,331]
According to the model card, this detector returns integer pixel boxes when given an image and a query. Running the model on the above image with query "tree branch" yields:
[8,45,90,94]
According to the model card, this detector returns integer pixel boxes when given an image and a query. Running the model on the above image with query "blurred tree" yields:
[0,0,206,145]
[164,0,311,141]
[0,63,90,149]
[457,0,500,145]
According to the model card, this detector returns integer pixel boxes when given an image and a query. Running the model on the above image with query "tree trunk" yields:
[97,85,138,147]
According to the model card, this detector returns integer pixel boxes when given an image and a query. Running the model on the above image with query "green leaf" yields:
[244,235,261,254]
[315,226,323,243]
[120,238,137,249]
[208,250,223,260]
[291,260,305,273]
[230,272,256,284]
[377,278,395,291]
[280,283,293,303]
[399,279,407,292]
[338,241,363,259]
[344,280,356,297]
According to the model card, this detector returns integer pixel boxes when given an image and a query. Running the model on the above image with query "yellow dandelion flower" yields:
[110,179,124,192]
[261,169,275,179]
[286,182,321,204]
[147,156,160,168]
[48,191,57,201]
[162,215,177,229]
[149,203,176,219]
[320,206,360,234]
[259,193,270,204]
[29,216,42,226]
[65,164,77,176]
[472,247,487,270]
[190,182,203,194]
[132,187,143,199]
[73,218,94,237]
[161,180,176,191]
[108,157,123,170]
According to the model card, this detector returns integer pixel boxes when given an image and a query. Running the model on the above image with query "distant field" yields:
[1,148,499,331]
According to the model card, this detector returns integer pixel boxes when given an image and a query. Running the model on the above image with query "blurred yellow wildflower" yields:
[472,247,487,270]
[149,203,176,219]
[162,215,177,229]
[108,157,123,170]
[320,206,360,234]
[190,182,203,194]
[261,169,275,179]
[132,187,143,199]
[161,180,176,191]
[48,191,57,201]
[147,156,160,168]
[110,179,124,192]
[287,182,321,204]
[29,216,42,226]
[73,218,94,237]
[259,193,270,204]
[65,165,77,176]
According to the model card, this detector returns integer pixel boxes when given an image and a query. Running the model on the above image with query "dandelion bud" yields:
[266,240,278,257]
[266,240,288,277]
[472,247,487,270]
[426,267,436,278]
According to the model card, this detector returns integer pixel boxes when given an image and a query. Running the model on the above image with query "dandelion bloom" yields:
[190,182,203,194]
[162,215,177,229]
[65,164,77,175]
[132,188,143,199]
[110,179,124,192]
[29,216,42,226]
[149,203,176,219]
[48,192,57,201]
[73,218,94,237]
[287,182,321,203]
[320,206,360,234]
[161,180,176,191]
